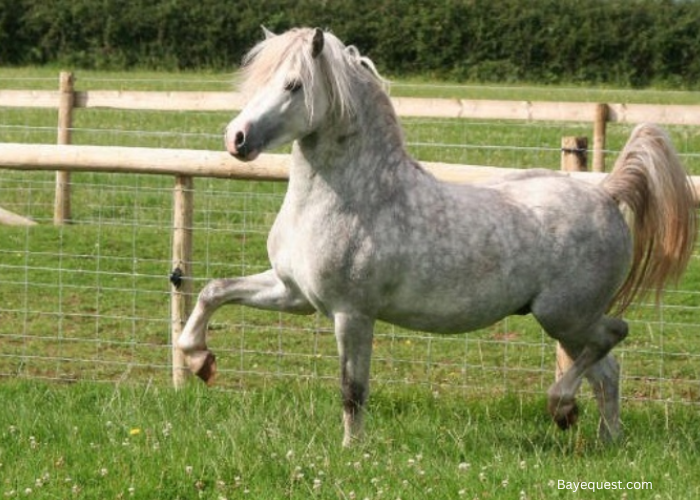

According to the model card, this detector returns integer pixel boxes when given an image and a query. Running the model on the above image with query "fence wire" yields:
[0,76,699,405]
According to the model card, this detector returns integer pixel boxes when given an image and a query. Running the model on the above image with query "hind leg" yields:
[546,316,628,432]
[585,353,623,442]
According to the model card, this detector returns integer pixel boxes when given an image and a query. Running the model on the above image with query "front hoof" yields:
[187,351,217,385]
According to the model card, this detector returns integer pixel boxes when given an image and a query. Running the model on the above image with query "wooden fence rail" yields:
[2,143,699,193]
[3,87,700,125]
[3,71,700,224]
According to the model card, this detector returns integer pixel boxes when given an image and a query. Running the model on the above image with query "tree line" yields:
[2,0,699,88]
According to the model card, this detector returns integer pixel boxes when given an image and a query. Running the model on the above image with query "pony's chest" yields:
[268,207,382,307]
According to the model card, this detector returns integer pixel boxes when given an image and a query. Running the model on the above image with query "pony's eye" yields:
[284,80,303,92]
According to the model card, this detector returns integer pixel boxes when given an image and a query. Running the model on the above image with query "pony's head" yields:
[225,27,382,161]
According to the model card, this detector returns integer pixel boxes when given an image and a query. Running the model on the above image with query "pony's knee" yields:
[198,278,228,307]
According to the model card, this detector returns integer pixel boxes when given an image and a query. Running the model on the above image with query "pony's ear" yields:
[261,26,276,39]
[311,28,324,58]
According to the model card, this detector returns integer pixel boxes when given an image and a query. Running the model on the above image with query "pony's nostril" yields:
[235,131,246,148]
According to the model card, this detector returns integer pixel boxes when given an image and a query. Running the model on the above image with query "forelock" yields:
[237,28,384,119]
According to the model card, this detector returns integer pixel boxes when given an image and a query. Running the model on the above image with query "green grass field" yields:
[1,68,700,498]
[2,380,700,499]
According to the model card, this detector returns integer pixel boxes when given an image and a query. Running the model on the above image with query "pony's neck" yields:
[294,76,409,187]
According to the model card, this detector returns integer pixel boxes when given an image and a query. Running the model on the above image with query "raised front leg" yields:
[177,269,313,384]
[334,313,375,447]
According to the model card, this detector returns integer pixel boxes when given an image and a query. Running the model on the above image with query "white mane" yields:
[238,28,385,119]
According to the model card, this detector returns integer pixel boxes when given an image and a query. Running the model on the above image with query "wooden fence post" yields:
[560,136,588,172]
[555,344,575,382]
[54,71,74,224]
[556,136,589,380]
[171,175,194,388]
[592,103,608,173]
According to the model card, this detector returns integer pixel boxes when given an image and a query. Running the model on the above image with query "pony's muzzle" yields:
[225,123,259,161]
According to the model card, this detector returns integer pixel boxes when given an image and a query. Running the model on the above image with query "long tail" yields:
[603,123,697,315]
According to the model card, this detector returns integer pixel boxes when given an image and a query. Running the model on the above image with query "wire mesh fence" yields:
[1,73,699,405]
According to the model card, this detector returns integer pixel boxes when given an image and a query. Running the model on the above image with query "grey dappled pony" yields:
[178,27,697,447]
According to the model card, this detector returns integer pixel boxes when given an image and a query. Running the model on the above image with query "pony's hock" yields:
[179,27,697,447]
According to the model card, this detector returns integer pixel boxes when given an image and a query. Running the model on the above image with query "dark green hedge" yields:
[2,0,700,87]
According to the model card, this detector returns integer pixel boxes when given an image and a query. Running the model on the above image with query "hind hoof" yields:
[187,350,217,385]
[553,402,579,430]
